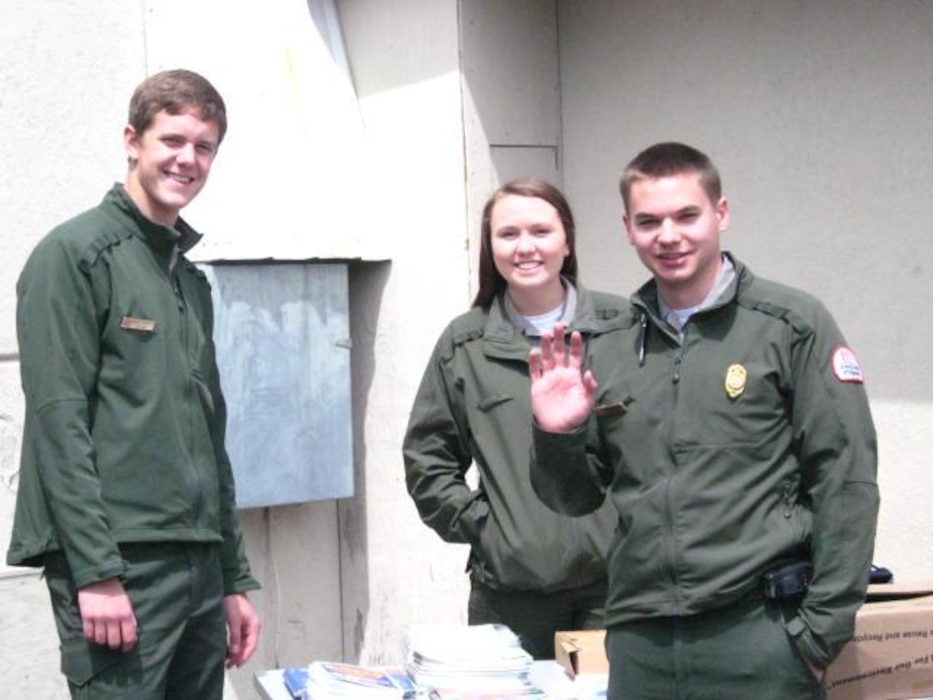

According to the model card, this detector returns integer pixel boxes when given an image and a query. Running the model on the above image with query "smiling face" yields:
[624,173,729,309]
[489,194,570,315]
[123,109,220,227]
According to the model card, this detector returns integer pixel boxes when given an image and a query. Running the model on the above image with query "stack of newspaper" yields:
[404,624,547,699]
[282,661,417,699]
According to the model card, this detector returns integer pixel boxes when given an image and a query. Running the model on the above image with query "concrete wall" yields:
[335,0,474,665]
[0,2,145,697]
[461,0,562,297]
[557,0,933,579]
[3,1,931,698]
[0,0,476,695]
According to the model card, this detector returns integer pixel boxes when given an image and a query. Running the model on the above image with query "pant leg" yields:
[680,595,825,700]
[606,618,678,700]
[45,550,161,700]
[164,544,226,700]
[606,594,825,700]
[44,543,226,700]
[468,579,607,660]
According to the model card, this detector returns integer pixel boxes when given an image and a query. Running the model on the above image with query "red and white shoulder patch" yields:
[831,345,864,383]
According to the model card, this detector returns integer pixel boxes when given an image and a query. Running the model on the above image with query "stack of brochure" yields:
[282,661,416,699]
[404,624,546,699]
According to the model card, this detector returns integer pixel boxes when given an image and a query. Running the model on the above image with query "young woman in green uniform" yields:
[403,178,627,659]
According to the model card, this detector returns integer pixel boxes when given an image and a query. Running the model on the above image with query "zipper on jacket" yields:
[637,314,648,366]
[663,469,683,611]
[782,477,795,518]
[173,274,204,521]
[665,339,684,612]
[672,328,686,383]
[665,322,692,610]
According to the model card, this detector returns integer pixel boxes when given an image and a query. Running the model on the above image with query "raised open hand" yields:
[529,323,598,432]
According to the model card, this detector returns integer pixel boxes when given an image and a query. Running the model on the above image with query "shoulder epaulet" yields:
[736,277,818,337]
[448,307,487,346]
[179,258,208,281]
[76,212,136,273]
[587,291,638,328]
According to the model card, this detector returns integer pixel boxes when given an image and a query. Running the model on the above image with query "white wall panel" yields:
[0,0,143,353]
[144,0,387,262]
[336,0,472,667]
[460,0,560,147]
[0,573,69,700]
[0,362,24,578]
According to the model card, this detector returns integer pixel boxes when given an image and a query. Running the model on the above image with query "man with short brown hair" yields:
[8,69,261,698]
[530,142,878,699]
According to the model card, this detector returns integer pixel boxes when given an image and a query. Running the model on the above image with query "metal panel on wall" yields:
[200,263,352,508]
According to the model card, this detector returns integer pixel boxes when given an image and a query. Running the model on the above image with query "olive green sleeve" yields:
[789,307,879,669]
[17,236,126,588]
[530,420,608,517]
[402,332,490,545]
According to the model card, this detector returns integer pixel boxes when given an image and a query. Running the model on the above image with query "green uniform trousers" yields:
[605,591,825,700]
[468,578,607,660]
[44,542,227,700]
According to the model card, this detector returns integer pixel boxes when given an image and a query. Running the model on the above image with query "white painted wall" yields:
[1,0,476,695]
[460,0,562,298]
[557,1,933,580]
[4,1,930,698]
[1,2,145,697]
[143,0,388,262]
[335,0,474,665]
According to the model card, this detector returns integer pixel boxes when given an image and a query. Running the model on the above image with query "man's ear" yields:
[716,196,730,232]
[123,124,140,165]
[623,213,635,245]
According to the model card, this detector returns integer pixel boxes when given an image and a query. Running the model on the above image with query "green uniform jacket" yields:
[532,256,879,668]
[403,283,626,593]
[7,185,259,596]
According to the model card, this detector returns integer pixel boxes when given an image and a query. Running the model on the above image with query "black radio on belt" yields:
[762,560,813,599]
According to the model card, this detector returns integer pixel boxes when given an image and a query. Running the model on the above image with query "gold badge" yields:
[724,364,747,399]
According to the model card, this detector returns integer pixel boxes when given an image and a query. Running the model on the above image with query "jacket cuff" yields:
[71,557,127,589]
[532,420,588,448]
[223,568,261,596]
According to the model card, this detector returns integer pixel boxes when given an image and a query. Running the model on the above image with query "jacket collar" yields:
[482,279,615,361]
[632,252,745,326]
[501,277,578,338]
[105,183,203,255]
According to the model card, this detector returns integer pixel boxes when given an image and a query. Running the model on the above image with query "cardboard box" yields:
[826,581,933,700]
[554,630,608,678]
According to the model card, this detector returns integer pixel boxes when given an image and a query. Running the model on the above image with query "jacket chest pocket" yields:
[674,358,790,447]
[104,306,166,372]
[476,394,513,412]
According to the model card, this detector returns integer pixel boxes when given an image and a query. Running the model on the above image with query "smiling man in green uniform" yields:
[8,69,261,699]
[529,142,878,699]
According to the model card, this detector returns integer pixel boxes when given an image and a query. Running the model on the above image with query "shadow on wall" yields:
[342,260,392,660]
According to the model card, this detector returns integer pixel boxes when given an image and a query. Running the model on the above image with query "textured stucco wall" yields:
[6,3,927,698]
[336,0,474,666]
[0,2,145,697]
[558,0,933,580]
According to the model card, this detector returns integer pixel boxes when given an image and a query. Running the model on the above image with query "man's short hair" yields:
[619,142,721,212]
[128,69,227,144]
